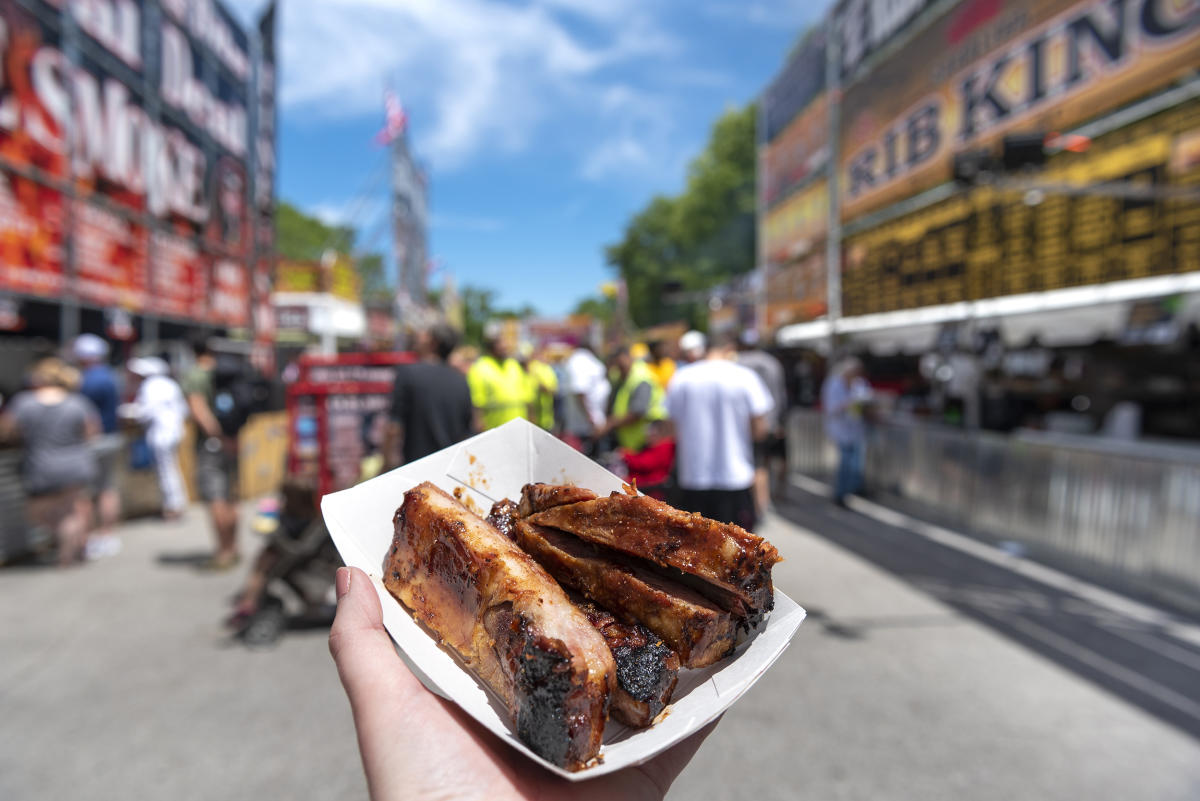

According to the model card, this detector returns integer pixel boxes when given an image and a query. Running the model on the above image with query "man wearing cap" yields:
[467,323,528,431]
[666,331,773,532]
[74,333,122,556]
[678,330,706,366]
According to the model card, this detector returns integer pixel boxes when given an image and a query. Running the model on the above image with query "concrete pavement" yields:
[2,500,1198,800]
[0,508,365,801]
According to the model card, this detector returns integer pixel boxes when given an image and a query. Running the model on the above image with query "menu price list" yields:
[842,167,1197,317]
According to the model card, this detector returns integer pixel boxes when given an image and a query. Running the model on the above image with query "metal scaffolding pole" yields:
[824,20,842,357]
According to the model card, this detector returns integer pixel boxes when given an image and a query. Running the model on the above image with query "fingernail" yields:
[335,567,351,600]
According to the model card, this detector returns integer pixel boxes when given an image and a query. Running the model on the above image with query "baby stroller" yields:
[227,480,343,647]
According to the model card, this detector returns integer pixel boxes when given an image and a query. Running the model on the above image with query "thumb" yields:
[328,567,413,705]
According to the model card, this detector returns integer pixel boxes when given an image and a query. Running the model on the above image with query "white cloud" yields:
[307,201,354,228]
[579,84,680,182]
[305,196,390,252]
[581,134,650,180]
[272,0,676,171]
[702,0,828,28]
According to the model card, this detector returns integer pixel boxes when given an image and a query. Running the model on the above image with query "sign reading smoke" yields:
[0,0,274,327]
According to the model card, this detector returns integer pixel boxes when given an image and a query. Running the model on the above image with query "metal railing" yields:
[787,409,1200,613]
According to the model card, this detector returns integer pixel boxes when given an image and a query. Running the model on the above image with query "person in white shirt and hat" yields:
[678,330,707,366]
[125,357,189,519]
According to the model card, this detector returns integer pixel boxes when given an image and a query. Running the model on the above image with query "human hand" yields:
[329,566,715,801]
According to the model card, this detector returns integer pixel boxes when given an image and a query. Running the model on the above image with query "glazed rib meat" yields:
[489,499,681,723]
[527,493,781,629]
[513,519,737,667]
[384,482,616,770]
[575,600,680,728]
[517,482,599,517]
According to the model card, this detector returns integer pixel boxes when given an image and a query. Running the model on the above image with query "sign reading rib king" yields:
[0,0,275,328]
[839,0,1200,221]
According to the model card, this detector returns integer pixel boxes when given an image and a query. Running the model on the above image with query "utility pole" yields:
[320,249,337,356]
[756,96,768,338]
[824,18,842,358]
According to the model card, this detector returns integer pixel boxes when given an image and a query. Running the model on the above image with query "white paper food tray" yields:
[321,418,806,780]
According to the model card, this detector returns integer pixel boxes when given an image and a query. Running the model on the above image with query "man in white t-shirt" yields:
[562,344,610,457]
[666,331,773,531]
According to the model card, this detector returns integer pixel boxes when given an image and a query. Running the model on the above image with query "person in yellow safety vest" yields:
[517,342,558,432]
[467,326,528,430]
[598,345,667,453]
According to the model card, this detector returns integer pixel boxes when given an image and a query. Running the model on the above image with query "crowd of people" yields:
[0,320,874,575]
[388,323,790,533]
[0,334,250,570]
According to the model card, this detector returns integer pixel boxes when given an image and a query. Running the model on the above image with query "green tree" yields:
[460,286,494,347]
[571,294,615,326]
[458,285,539,347]
[602,104,757,329]
[276,201,394,302]
[276,201,353,260]
[356,252,391,303]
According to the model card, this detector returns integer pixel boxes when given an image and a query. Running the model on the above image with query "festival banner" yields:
[208,253,250,327]
[839,0,1200,221]
[0,167,65,295]
[766,249,828,329]
[762,94,829,211]
[73,200,148,308]
[150,229,208,320]
[0,0,67,180]
[275,260,321,293]
[0,0,268,328]
[834,0,936,80]
[763,178,829,265]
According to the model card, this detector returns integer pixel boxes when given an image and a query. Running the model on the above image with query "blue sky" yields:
[231,0,831,316]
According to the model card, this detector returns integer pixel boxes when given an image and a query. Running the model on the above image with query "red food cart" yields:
[285,351,415,498]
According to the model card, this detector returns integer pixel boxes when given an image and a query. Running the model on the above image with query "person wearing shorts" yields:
[1,358,98,565]
[183,337,240,570]
[75,334,123,558]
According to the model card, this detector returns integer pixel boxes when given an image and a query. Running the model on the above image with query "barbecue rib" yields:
[488,499,681,723]
[513,519,737,667]
[384,482,616,770]
[576,600,680,728]
[527,493,781,629]
[517,482,599,518]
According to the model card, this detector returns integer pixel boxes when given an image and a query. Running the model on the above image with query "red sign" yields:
[73,201,148,308]
[151,230,208,319]
[0,0,274,331]
[0,169,66,296]
[209,256,250,327]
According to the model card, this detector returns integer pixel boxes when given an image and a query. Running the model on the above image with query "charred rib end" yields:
[515,639,575,768]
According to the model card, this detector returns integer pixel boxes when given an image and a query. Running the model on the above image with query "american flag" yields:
[375,91,408,145]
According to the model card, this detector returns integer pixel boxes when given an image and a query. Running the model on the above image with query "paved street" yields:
[3,493,1200,801]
